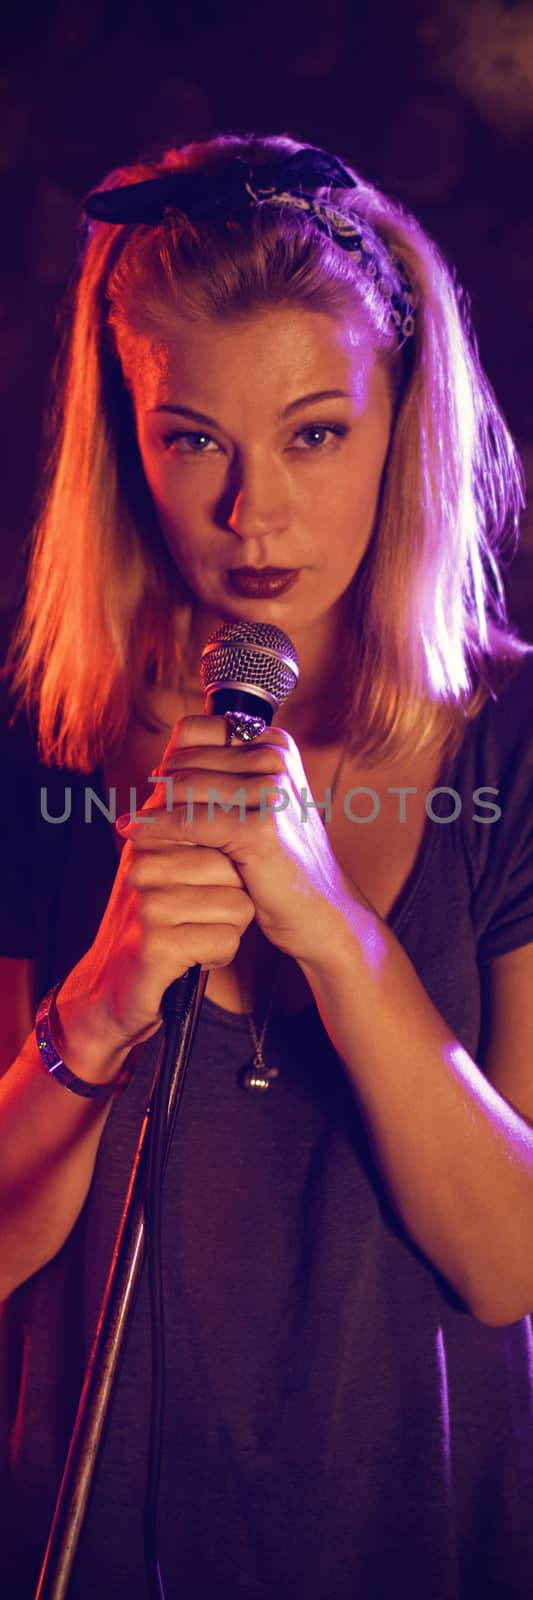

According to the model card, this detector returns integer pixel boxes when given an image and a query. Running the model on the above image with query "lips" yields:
[229,567,296,577]
[225,566,300,597]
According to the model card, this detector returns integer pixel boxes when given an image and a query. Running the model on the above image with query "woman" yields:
[1,132,533,1599]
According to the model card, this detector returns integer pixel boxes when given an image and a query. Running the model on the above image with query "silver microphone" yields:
[200,619,299,724]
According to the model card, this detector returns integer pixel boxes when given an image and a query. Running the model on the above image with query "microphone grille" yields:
[200,620,299,709]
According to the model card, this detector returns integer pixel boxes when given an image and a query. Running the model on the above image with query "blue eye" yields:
[165,431,217,453]
[295,423,348,449]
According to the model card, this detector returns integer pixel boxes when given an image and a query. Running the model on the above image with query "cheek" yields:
[147,478,215,581]
[343,429,390,520]
[317,459,386,572]
[141,452,198,537]
[137,442,166,514]
[317,460,380,531]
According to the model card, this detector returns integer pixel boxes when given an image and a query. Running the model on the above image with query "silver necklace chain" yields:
[239,983,280,1093]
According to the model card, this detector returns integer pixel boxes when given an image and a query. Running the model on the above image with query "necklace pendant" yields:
[238,1050,280,1094]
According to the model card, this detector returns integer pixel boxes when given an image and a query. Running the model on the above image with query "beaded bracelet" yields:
[35,981,132,1099]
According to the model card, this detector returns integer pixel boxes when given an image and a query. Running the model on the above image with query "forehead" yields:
[129,306,380,411]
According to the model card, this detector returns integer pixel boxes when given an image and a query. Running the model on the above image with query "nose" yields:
[225,456,290,540]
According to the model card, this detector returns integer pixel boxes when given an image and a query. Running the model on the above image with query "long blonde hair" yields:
[4,130,531,771]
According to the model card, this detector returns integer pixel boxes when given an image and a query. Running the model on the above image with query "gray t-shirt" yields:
[1,655,533,1599]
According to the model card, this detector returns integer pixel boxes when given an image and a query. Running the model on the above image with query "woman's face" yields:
[131,306,393,646]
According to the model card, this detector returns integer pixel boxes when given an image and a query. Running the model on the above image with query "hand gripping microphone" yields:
[161,617,299,1023]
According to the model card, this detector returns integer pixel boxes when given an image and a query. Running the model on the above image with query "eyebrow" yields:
[149,389,352,426]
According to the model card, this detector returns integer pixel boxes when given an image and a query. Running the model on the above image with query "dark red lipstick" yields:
[225,567,300,598]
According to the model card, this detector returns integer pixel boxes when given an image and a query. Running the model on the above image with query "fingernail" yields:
[116,813,131,832]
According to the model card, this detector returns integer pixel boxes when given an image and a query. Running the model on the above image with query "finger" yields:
[162,714,292,754]
[145,770,291,815]
[123,873,254,927]
[151,747,287,782]
[117,798,287,852]
[117,840,247,886]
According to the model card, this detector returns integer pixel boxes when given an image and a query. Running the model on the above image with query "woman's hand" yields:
[58,722,265,1049]
[117,713,357,973]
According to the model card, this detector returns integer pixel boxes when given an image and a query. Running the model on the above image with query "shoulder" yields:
[451,651,533,805]
[0,666,98,831]
[455,651,533,964]
[468,651,533,745]
[0,666,41,778]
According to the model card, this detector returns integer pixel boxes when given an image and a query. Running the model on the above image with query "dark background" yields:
[1,0,532,659]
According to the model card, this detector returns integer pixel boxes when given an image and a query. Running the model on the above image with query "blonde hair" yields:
[4,130,531,771]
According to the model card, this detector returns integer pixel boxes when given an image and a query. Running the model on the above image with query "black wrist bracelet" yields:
[35,982,132,1100]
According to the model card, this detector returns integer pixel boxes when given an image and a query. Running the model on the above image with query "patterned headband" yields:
[84,147,416,347]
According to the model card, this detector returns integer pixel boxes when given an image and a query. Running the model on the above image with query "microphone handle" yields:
[203,685,275,723]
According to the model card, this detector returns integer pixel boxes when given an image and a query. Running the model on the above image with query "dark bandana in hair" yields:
[84,147,416,345]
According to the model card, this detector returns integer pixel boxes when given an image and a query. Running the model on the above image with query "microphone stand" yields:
[34,963,208,1600]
